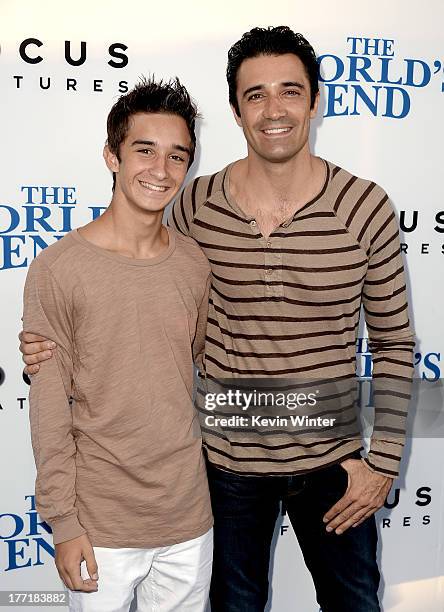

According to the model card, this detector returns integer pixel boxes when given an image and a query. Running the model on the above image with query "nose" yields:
[263,94,287,121]
[149,155,168,181]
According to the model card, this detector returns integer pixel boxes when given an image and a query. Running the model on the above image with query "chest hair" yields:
[246,198,295,239]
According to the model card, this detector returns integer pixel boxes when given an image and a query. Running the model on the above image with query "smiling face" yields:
[104,112,192,213]
[233,53,319,164]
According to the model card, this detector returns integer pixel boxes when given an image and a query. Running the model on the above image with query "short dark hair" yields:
[227,26,319,115]
[107,76,198,187]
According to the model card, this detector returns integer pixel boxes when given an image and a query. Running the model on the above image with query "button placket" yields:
[274,248,284,298]
[264,236,272,297]
[264,236,284,299]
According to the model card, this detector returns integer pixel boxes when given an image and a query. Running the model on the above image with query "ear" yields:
[310,91,320,119]
[230,104,243,128]
[103,144,120,173]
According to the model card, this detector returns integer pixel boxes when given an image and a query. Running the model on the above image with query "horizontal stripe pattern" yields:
[169,159,414,477]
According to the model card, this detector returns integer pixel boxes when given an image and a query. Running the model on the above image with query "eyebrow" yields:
[131,140,191,155]
[243,81,305,98]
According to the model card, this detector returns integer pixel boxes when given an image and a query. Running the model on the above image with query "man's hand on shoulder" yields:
[55,533,98,592]
[323,458,393,535]
[19,331,56,375]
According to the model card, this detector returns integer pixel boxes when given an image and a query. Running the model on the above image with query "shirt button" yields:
[266,241,272,248]
[250,220,257,227]
[266,269,272,275]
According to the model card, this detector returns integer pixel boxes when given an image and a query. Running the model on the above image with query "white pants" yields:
[69,529,213,612]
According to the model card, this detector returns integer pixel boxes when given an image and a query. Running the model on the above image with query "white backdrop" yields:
[1,1,443,610]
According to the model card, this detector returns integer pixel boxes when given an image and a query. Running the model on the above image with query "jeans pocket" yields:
[336,462,351,496]
[314,462,350,507]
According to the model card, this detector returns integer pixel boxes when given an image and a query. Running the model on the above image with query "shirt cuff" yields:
[362,456,398,480]
[50,514,87,545]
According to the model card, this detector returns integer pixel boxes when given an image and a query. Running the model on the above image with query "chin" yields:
[260,150,299,164]
[134,202,168,214]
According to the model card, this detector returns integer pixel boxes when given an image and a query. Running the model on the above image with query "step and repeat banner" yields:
[1,1,443,610]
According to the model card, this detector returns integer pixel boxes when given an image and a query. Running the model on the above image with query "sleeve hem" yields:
[50,514,87,545]
[362,457,398,480]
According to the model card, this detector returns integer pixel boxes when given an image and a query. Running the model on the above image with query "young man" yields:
[22,27,414,612]
[22,77,213,612]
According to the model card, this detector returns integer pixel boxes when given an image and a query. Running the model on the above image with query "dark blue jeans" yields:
[207,459,380,612]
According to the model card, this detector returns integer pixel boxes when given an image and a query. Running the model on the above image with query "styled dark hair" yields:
[107,76,198,187]
[227,26,319,115]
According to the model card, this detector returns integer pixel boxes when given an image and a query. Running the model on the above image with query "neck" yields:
[80,192,168,259]
[240,146,322,208]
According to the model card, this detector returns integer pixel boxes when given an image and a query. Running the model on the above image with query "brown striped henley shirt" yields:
[169,159,414,478]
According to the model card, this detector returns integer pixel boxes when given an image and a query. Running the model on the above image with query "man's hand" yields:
[323,458,392,535]
[55,534,98,592]
[19,331,55,375]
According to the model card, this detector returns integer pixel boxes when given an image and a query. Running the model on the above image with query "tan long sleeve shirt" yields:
[23,227,213,547]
